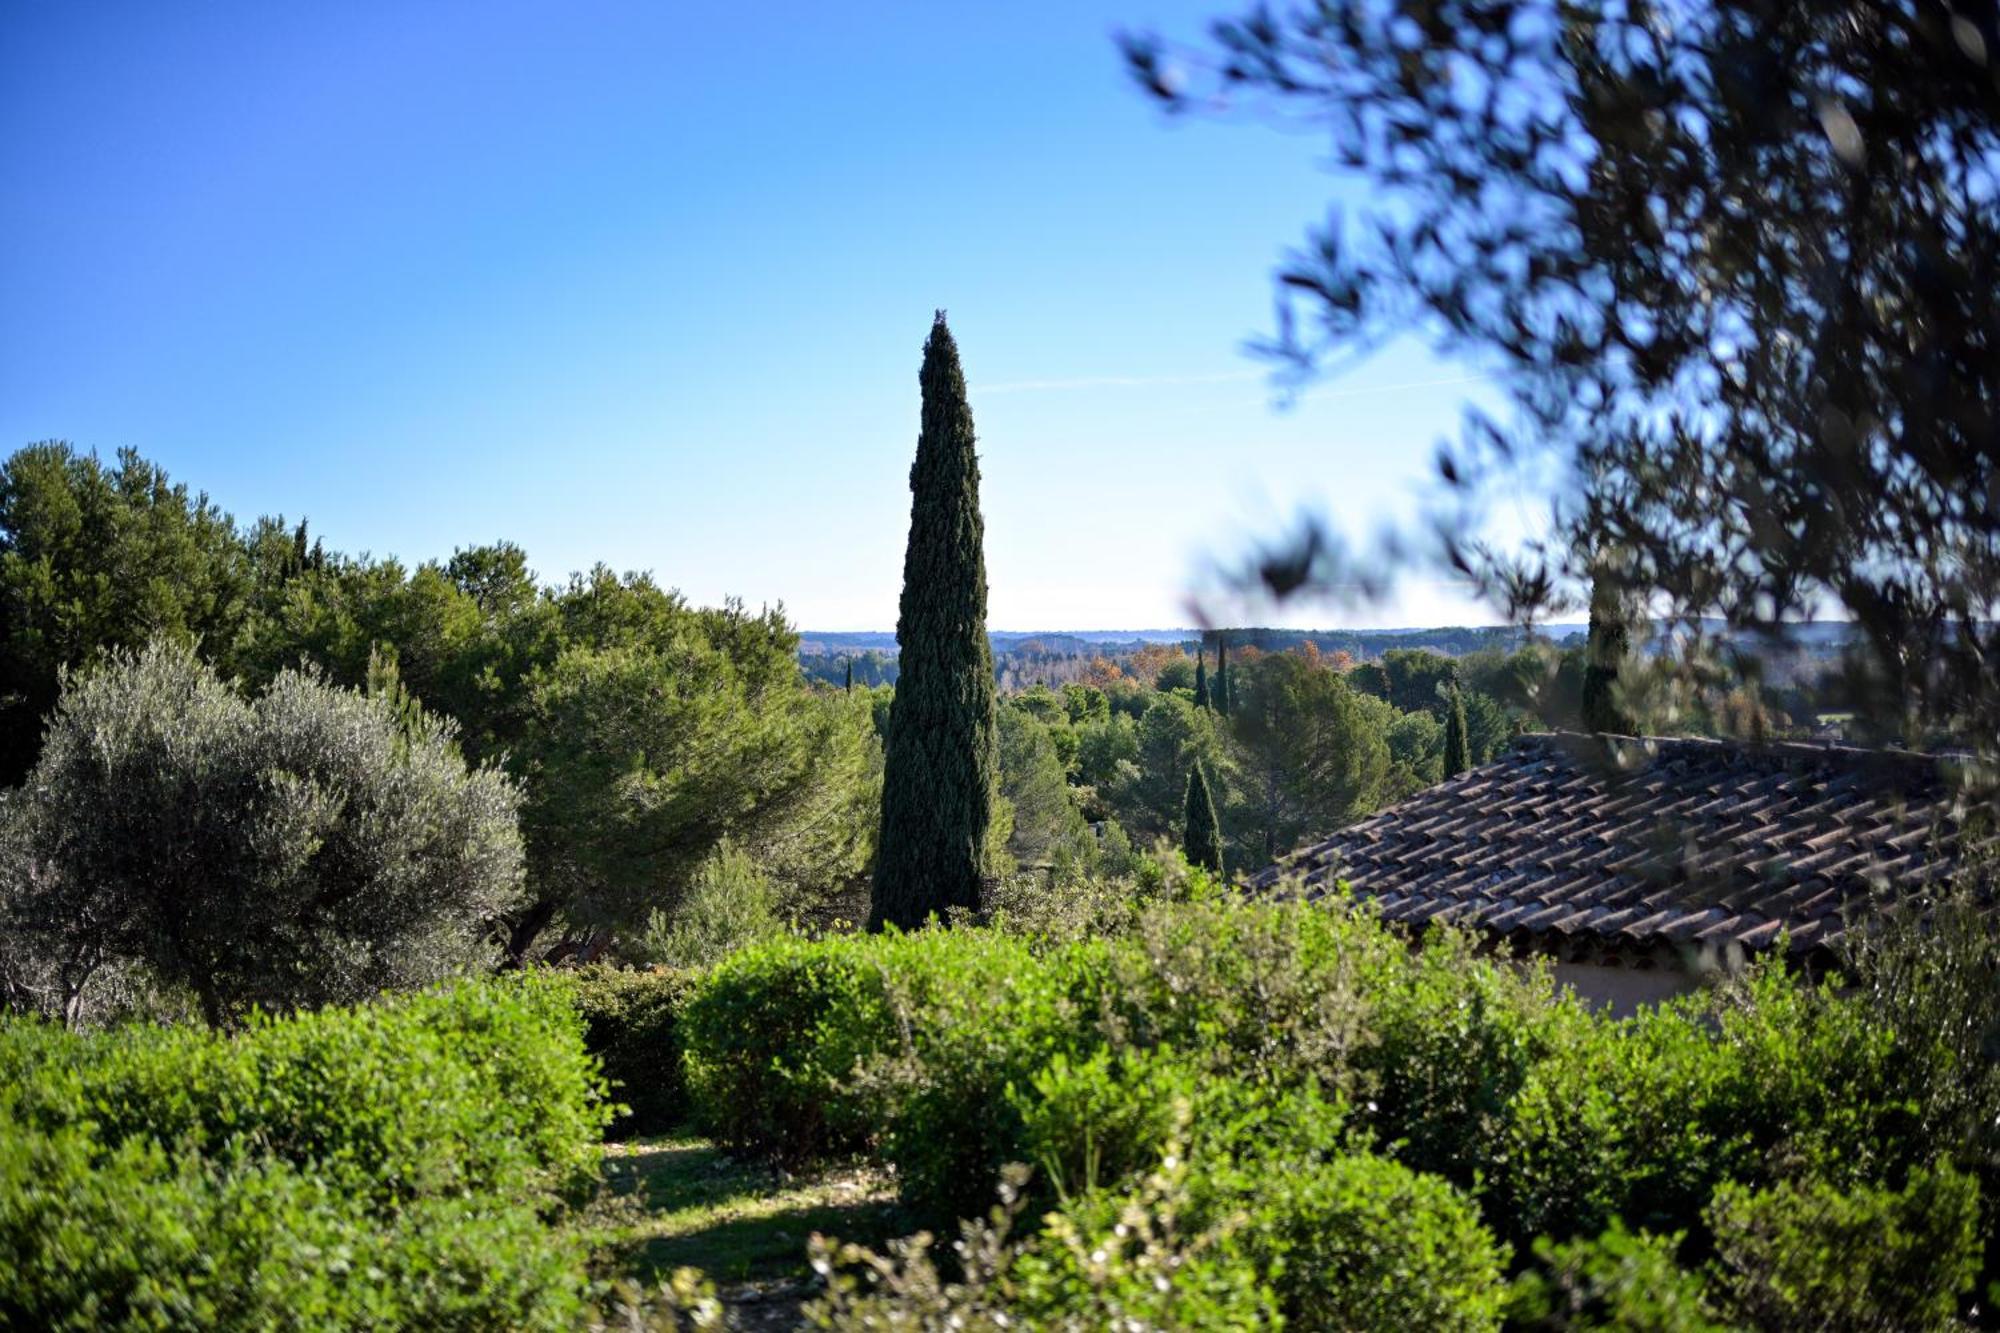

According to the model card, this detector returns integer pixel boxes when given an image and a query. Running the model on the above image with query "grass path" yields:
[602,1132,903,1328]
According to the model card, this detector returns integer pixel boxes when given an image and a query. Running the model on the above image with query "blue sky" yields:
[1,2,1515,630]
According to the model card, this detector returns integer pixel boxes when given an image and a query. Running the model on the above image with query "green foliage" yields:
[1211,1150,1508,1332]
[680,933,900,1165]
[1357,929,1585,1189]
[1444,685,1470,777]
[1582,572,1635,736]
[520,585,875,944]
[808,1139,1281,1332]
[1154,654,1197,693]
[1229,649,1390,862]
[0,443,252,786]
[632,841,786,971]
[1354,648,1460,717]
[1009,1048,1207,1201]
[1707,1164,1980,1331]
[1379,696,1445,797]
[1211,632,1230,716]
[565,965,697,1139]
[1494,963,1915,1252]
[1506,1224,1725,1332]
[0,640,523,1026]
[669,888,1995,1324]
[1107,692,1228,846]
[0,978,612,1330]
[0,1130,597,1333]
[1193,653,1210,708]
[996,702,1093,872]
[1181,761,1223,875]
[873,313,999,929]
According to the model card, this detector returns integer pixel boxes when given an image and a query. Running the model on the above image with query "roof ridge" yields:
[1513,730,1955,777]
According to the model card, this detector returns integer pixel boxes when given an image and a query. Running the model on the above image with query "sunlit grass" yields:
[603,1131,902,1285]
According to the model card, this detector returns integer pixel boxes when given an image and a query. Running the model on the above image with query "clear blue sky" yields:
[1,2,1514,630]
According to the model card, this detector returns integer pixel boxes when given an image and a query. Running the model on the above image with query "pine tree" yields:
[871,313,999,930]
[844,657,853,693]
[1182,761,1224,876]
[1443,685,1470,778]
[1212,633,1230,716]
[1193,653,1210,709]
[1582,566,1636,735]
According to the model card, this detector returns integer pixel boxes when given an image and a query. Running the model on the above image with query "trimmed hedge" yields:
[0,978,613,1330]
[565,965,696,1139]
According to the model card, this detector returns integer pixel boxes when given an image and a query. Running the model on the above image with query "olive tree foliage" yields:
[1123,0,2000,760]
[0,641,524,1027]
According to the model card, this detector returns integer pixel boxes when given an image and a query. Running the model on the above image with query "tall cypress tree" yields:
[871,312,998,930]
[1182,761,1224,875]
[1581,566,1636,735]
[1193,652,1210,709]
[1443,685,1470,778]
[844,657,854,693]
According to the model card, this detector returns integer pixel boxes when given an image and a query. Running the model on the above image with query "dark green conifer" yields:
[1182,761,1224,875]
[1443,686,1470,778]
[844,657,853,693]
[1582,566,1636,735]
[1212,633,1230,716]
[1194,653,1210,709]
[871,313,999,930]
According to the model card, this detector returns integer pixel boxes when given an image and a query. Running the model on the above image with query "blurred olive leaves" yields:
[1124,0,2000,761]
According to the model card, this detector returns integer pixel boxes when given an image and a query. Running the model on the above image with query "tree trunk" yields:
[501,899,557,970]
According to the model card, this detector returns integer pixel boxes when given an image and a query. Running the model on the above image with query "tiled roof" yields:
[1250,733,1969,965]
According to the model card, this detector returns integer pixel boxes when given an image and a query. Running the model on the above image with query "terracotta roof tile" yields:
[1253,732,1964,958]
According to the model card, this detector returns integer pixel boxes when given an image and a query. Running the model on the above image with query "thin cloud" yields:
[975,369,1491,400]
[975,369,1264,394]
[1286,372,1490,402]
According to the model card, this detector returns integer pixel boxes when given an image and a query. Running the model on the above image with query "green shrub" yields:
[0,1123,595,1331]
[632,841,786,970]
[808,1121,1282,1332]
[1707,1163,1980,1331]
[1199,1148,1508,1332]
[566,965,696,1139]
[871,932,1112,1222]
[1093,894,1393,1091]
[1012,1051,1352,1208]
[1505,1223,1725,1332]
[1010,1047,1206,1201]
[1359,926,1587,1187]
[0,978,614,1329]
[1,976,609,1209]
[680,933,901,1164]
[682,924,1111,1213]
[1495,963,1913,1252]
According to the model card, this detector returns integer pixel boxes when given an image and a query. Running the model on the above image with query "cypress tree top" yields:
[1182,760,1224,876]
[871,312,999,930]
[1194,653,1210,709]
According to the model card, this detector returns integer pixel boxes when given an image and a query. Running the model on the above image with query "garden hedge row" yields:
[0,978,613,1331]
[678,895,1985,1329]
